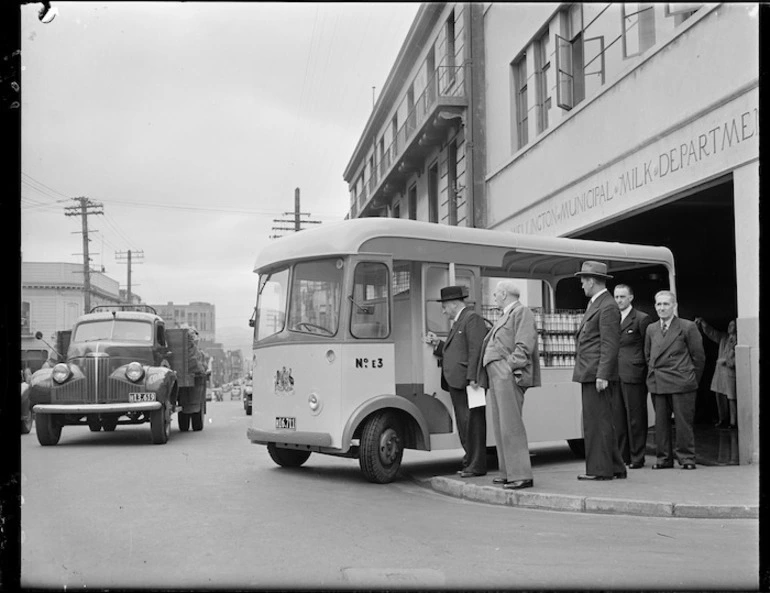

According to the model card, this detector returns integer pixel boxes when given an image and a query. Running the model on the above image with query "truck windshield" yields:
[288,258,343,336]
[255,267,290,342]
[72,320,153,343]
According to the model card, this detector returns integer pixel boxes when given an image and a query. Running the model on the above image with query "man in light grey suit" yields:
[477,280,541,490]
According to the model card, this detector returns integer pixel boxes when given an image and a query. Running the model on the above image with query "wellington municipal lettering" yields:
[512,107,758,235]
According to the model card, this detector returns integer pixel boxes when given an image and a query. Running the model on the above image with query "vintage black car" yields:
[27,305,207,446]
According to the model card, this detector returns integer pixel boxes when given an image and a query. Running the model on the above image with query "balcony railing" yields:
[351,65,466,215]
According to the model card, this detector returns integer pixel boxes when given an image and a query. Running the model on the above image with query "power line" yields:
[270,188,323,239]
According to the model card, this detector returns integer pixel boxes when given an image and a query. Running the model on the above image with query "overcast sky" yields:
[20,2,420,345]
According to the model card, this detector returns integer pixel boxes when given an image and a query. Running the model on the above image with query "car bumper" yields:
[33,402,163,414]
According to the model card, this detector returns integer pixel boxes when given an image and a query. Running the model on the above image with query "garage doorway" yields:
[574,176,737,428]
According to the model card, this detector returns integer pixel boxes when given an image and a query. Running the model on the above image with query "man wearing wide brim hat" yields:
[425,285,488,477]
[572,261,626,481]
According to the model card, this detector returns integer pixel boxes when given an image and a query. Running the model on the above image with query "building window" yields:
[392,202,400,219]
[408,185,417,220]
[428,162,439,223]
[664,3,701,26]
[391,114,399,157]
[445,10,456,89]
[555,4,585,111]
[447,141,458,226]
[21,301,31,335]
[534,28,551,134]
[622,3,656,57]
[512,54,528,149]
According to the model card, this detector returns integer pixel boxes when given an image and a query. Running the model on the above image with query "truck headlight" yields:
[52,363,71,384]
[125,362,145,383]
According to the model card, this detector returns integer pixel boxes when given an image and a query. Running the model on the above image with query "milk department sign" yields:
[506,88,758,236]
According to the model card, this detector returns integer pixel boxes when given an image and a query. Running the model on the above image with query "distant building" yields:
[21,262,130,370]
[148,301,216,343]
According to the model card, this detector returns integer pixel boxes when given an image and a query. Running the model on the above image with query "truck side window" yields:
[156,325,166,347]
[350,262,390,339]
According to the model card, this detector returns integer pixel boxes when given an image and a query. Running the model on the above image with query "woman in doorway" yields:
[695,317,737,429]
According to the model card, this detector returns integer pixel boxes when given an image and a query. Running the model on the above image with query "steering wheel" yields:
[294,322,334,336]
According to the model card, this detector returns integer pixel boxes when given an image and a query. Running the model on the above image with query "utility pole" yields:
[270,187,323,239]
[64,197,103,314]
[115,249,144,304]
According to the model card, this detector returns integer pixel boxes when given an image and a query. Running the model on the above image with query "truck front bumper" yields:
[247,427,332,447]
[33,402,163,414]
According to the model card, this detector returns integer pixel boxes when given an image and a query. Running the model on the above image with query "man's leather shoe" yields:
[628,462,644,469]
[459,471,486,478]
[613,472,628,479]
[682,463,697,470]
[651,463,674,469]
[492,477,508,484]
[503,479,533,490]
[577,474,612,481]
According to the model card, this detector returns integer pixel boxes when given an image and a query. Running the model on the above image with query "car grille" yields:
[52,355,129,403]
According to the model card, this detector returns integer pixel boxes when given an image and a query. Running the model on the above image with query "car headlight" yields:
[52,363,71,384]
[125,362,145,383]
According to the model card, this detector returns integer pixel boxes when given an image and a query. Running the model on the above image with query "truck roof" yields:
[75,311,163,324]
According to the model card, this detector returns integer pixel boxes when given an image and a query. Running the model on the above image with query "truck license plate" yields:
[275,417,296,430]
[128,392,156,402]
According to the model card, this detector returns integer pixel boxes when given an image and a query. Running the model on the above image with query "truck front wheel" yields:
[36,414,62,446]
[267,443,311,467]
[150,406,170,444]
[358,411,403,484]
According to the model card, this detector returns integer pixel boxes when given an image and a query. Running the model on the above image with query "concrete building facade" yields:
[482,3,758,463]
[21,262,125,369]
[148,301,217,344]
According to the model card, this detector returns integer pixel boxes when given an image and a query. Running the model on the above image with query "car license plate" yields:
[275,416,296,430]
[128,392,156,402]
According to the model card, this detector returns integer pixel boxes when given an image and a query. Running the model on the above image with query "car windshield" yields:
[72,319,153,343]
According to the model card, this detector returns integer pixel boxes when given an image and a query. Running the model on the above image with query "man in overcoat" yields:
[614,284,652,469]
[572,261,626,481]
[477,280,540,490]
[645,290,705,470]
[426,285,488,477]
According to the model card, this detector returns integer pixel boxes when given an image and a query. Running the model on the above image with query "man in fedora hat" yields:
[572,261,626,481]
[425,285,488,477]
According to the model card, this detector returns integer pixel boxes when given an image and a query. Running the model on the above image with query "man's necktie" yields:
[661,322,668,335]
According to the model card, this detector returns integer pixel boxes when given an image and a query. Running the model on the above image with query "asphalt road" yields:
[20,399,758,590]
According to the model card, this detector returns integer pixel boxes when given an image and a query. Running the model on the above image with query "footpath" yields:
[425,453,759,519]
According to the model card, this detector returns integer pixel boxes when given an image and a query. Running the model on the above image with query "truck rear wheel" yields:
[36,414,62,446]
[267,443,311,467]
[358,410,403,484]
[178,412,190,432]
[150,407,170,444]
[191,408,204,431]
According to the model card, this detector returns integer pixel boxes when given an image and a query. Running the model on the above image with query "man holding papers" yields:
[425,285,488,478]
[478,280,541,490]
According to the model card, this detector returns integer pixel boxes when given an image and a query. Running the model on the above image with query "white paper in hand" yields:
[466,384,486,408]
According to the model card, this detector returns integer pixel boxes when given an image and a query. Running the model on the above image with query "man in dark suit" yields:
[425,285,488,477]
[645,290,705,470]
[614,284,652,469]
[477,280,540,490]
[572,261,626,481]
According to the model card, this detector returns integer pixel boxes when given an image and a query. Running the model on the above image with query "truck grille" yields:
[52,355,128,403]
